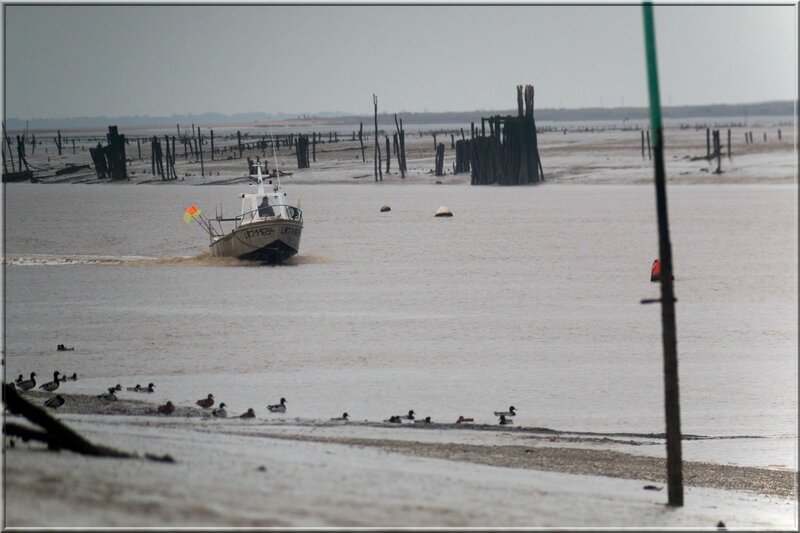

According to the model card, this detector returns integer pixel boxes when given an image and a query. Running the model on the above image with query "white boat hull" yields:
[210,219,302,263]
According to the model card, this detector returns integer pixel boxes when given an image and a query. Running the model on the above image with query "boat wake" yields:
[3,252,330,267]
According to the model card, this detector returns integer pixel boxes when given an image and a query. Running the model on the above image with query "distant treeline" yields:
[6,100,794,130]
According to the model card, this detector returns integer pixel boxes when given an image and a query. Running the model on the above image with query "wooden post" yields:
[373,94,380,181]
[434,143,445,176]
[151,137,156,175]
[706,128,710,158]
[171,136,177,179]
[359,122,365,163]
[727,129,731,158]
[31,133,36,154]
[312,133,316,162]
[72,139,76,154]
[641,130,645,158]
[385,135,390,174]
[210,130,215,161]
[393,114,405,179]
[3,123,15,174]
[714,130,721,173]
[470,122,475,139]
[164,135,172,180]
[451,133,455,149]
[137,138,141,161]
[763,132,767,142]
[198,127,204,177]
[778,129,782,141]
[57,130,62,155]
[647,130,651,160]
[237,130,243,158]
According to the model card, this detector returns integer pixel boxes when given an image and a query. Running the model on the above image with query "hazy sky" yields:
[3,4,797,119]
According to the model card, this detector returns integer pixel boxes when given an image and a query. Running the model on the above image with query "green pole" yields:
[642,2,684,507]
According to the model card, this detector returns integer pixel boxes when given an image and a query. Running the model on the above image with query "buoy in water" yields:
[380,204,391,212]
[650,258,661,282]
[435,206,453,217]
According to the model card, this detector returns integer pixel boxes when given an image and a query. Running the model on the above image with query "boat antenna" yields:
[268,124,282,189]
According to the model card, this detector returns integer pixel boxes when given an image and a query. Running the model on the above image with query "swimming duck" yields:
[196,394,215,409]
[400,409,415,421]
[414,416,433,424]
[383,415,402,423]
[212,403,228,418]
[499,414,513,425]
[126,384,141,392]
[456,416,475,424]
[17,372,36,391]
[113,384,122,392]
[136,383,155,393]
[58,373,68,383]
[65,372,78,381]
[44,394,65,409]
[239,408,256,419]
[39,371,61,392]
[267,397,286,413]
[157,401,175,415]
[15,374,24,384]
[97,387,117,401]
[494,406,516,417]
[330,412,349,421]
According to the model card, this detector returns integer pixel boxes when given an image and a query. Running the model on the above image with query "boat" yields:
[187,162,303,263]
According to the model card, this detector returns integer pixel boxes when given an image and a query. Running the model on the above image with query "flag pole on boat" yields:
[642,1,684,507]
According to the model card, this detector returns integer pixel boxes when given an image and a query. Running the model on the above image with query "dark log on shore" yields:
[55,164,90,176]
[2,169,33,182]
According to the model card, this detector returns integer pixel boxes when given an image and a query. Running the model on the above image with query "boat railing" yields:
[237,204,303,226]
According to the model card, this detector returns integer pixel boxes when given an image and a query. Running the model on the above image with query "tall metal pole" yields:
[643,2,683,507]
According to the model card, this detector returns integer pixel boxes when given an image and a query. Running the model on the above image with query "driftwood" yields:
[55,164,90,176]
[3,383,175,462]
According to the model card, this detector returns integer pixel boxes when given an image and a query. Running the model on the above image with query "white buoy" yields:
[380,204,391,212]
[434,206,453,217]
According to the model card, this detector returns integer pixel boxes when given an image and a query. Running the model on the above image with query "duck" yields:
[383,415,402,423]
[65,372,78,381]
[113,384,123,392]
[58,373,68,383]
[494,406,516,417]
[17,372,36,391]
[414,416,433,424]
[196,394,214,409]
[44,394,65,409]
[212,403,228,418]
[499,414,513,425]
[157,401,175,415]
[456,416,475,424]
[15,374,24,384]
[330,412,349,422]
[97,387,117,401]
[400,409,415,421]
[136,383,155,393]
[39,371,61,392]
[126,384,141,392]
[267,397,286,413]
[239,408,256,419]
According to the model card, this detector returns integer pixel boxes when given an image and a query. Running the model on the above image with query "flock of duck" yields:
[14,369,518,426]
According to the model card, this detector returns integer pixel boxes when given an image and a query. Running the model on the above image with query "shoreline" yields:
[7,391,797,502]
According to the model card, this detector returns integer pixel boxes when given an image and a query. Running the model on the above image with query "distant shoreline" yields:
[5,100,795,131]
